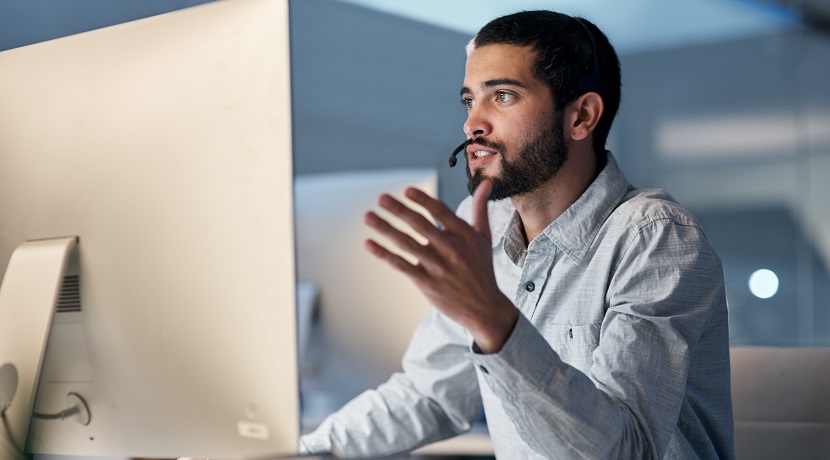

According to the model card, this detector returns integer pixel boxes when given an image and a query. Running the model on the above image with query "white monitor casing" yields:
[0,1,299,458]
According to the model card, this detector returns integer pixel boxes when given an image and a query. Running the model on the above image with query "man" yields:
[301,10,733,459]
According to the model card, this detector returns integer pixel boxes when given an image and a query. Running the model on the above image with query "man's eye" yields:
[496,91,514,102]
[462,98,475,110]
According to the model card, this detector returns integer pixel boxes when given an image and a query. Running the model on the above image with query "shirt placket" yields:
[514,237,554,320]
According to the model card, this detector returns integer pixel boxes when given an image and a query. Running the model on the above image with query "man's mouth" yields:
[466,140,502,166]
[468,146,498,162]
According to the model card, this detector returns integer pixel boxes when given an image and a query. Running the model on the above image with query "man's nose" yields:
[463,106,491,139]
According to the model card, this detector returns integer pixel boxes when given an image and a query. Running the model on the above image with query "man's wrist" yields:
[470,302,519,354]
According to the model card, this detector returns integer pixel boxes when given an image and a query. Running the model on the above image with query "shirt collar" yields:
[493,152,632,265]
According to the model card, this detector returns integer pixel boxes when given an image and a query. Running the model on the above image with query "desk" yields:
[265,456,493,460]
[119,433,496,460]
[412,431,493,458]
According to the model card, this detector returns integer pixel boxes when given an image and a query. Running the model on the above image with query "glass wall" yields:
[614,23,830,346]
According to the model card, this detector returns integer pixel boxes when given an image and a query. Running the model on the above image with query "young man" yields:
[301,10,734,459]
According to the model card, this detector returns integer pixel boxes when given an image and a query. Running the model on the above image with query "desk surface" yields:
[412,431,492,458]
[198,454,492,460]
[124,433,495,460]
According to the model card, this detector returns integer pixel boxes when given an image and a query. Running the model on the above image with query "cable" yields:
[0,393,89,459]
[33,406,82,421]
[0,407,29,460]
[33,393,91,426]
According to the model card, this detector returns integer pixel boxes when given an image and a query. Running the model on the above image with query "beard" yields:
[466,111,567,201]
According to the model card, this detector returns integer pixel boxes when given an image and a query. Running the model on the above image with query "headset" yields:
[448,17,602,168]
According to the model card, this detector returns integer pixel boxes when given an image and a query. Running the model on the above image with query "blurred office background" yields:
[2,0,829,432]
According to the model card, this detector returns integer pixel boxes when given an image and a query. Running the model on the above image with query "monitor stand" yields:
[0,236,79,458]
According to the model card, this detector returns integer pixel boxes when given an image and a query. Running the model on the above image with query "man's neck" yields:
[511,150,602,244]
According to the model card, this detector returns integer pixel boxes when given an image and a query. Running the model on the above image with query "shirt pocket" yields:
[543,320,602,373]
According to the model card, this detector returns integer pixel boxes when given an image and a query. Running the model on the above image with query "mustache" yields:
[469,137,505,153]
[447,138,505,168]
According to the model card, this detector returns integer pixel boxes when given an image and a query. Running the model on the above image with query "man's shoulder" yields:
[613,186,702,230]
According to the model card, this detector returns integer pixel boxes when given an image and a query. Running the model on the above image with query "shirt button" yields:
[478,365,489,374]
[524,281,535,292]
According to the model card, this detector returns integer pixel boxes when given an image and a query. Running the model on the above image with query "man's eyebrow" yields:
[460,79,528,97]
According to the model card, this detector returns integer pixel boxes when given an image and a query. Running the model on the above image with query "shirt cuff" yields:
[468,313,561,394]
[299,432,332,456]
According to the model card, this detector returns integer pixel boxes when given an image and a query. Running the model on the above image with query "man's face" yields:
[460,44,567,200]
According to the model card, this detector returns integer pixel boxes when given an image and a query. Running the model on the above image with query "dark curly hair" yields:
[471,11,622,156]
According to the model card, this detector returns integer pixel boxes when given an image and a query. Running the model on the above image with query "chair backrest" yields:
[730,346,830,459]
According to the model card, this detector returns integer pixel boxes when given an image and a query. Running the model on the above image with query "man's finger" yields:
[365,210,440,266]
[364,238,426,281]
[471,179,492,240]
[403,187,468,234]
[377,193,443,242]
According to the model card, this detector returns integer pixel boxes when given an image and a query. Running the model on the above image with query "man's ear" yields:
[567,92,604,142]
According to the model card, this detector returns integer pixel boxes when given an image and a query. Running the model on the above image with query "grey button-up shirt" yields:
[301,153,734,459]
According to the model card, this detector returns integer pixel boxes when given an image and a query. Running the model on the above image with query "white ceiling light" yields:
[333,0,797,54]
[749,269,780,299]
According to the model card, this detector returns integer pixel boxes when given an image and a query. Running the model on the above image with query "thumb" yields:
[471,179,492,240]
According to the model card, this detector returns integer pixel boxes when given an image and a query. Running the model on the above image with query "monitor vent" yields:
[57,274,81,313]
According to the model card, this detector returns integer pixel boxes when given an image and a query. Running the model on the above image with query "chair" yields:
[730,346,830,459]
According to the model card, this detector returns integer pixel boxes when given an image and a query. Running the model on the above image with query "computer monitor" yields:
[0,0,299,458]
